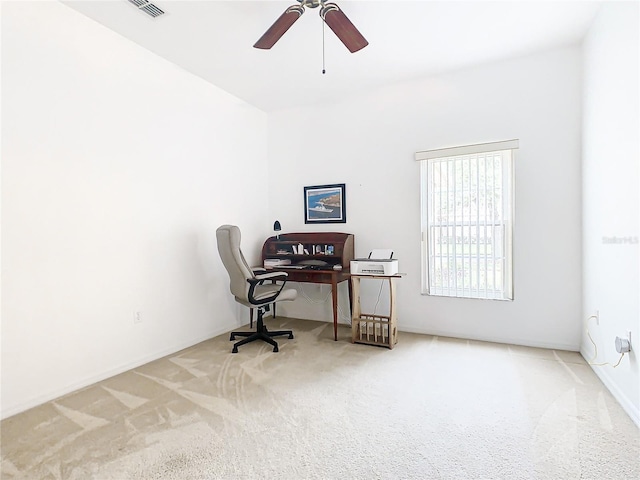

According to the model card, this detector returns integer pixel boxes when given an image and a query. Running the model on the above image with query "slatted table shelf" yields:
[350,274,401,349]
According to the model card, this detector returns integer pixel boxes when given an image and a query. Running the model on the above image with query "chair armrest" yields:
[254,271,289,282]
[247,272,289,305]
[252,267,267,274]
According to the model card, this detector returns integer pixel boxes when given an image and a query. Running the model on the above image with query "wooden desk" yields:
[267,267,352,341]
[262,232,355,341]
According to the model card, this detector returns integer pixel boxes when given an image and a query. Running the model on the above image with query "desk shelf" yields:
[262,232,354,269]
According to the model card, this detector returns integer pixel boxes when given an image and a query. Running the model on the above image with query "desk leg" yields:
[388,277,397,349]
[331,277,338,341]
[351,277,361,344]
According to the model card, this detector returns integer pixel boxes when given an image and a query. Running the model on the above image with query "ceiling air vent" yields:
[127,0,165,18]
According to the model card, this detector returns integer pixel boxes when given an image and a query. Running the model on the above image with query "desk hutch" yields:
[261,232,354,341]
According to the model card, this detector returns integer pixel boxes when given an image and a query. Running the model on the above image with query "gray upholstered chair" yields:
[216,225,297,353]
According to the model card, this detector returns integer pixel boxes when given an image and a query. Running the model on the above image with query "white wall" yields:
[581,1,639,425]
[7,1,632,426]
[1,1,269,418]
[268,46,583,351]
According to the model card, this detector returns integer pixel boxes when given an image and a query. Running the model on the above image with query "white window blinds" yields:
[417,140,517,300]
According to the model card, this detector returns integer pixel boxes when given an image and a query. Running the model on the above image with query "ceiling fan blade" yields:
[254,5,305,49]
[320,2,368,53]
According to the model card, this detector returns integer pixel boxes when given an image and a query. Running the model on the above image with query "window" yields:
[416,140,518,300]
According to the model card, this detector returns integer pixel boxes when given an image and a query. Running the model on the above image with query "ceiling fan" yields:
[254,0,368,53]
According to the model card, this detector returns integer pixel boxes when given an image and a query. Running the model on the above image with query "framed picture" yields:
[304,183,346,224]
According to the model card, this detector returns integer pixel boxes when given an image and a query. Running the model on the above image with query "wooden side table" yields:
[350,274,401,349]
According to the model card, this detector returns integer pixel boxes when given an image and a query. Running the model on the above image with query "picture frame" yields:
[304,183,346,224]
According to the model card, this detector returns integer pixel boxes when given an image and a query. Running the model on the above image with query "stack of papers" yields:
[264,258,292,268]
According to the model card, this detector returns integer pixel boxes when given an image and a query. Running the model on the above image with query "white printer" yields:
[350,249,399,276]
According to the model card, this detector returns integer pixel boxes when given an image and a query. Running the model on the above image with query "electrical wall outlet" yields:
[615,335,631,354]
[134,311,142,324]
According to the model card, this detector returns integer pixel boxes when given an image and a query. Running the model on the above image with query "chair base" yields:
[230,310,293,353]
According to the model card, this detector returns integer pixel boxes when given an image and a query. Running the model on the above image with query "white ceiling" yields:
[63,0,602,112]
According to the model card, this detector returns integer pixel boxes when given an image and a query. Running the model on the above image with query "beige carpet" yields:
[1,318,639,479]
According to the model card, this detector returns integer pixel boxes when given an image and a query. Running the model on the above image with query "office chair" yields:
[216,225,297,353]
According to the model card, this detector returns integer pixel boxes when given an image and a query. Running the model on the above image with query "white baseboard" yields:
[580,348,640,427]
[1,326,230,420]
[398,325,580,352]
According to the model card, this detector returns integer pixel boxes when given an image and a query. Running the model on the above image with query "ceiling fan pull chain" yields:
[322,18,326,74]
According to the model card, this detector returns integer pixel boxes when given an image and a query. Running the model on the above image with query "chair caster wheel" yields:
[288,334,294,339]
[273,346,279,353]
[232,347,238,353]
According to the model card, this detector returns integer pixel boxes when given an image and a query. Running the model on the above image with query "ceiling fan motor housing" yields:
[298,0,322,8]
